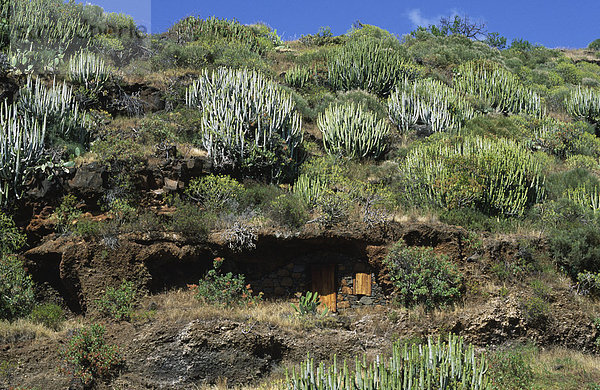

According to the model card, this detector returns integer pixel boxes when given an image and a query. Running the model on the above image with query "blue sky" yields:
[91,0,599,48]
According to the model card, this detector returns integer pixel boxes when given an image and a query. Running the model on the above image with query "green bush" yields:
[0,212,26,255]
[384,240,463,308]
[29,303,65,330]
[191,257,261,307]
[549,222,600,278]
[589,39,600,51]
[521,295,550,327]
[168,196,214,240]
[52,194,82,235]
[0,255,35,321]
[61,323,123,386]
[185,174,245,213]
[488,344,535,390]
[95,280,136,321]
[269,194,309,229]
[318,102,389,158]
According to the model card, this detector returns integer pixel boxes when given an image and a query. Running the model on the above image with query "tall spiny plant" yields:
[286,334,490,390]
[328,38,421,97]
[0,102,46,206]
[185,67,303,180]
[68,51,111,92]
[454,60,544,117]
[388,78,476,134]
[318,102,389,159]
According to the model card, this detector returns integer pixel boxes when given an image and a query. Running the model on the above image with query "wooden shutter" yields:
[353,273,372,296]
[311,264,337,312]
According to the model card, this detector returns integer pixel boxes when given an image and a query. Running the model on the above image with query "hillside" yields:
[2,1,600,389]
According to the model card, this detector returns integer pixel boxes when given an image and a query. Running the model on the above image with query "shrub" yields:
[185,67,303,180]
[168,196,214,240]
[520,295,550,327]
[185,174,245,213]
[317,102,389,158]
[525,118,592,159]
[384,240,463,308]
[192,257,261,307]
[95,280,136,321]
[269,194,309,229]
[61,324,123,386]
[0,212,26,255]
[402,136,546,216]
[52,194,82,235]
[576,271,600,296]
[589,39,600,51]
[328,38,420,97]
[488,345,535,390]
[29,303,65,330]
[549,222,600,278]
[0,255,35,321]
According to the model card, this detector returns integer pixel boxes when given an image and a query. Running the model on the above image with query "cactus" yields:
[328,38,421,97]
[388,78,477,134]
[0,102,46,206]
[285,66,314,89]
[318,103,389,159]
[286,334,490,390]
[454,60,544,117]
[68,51,111,92]
[185,67,303,179]
[564,86,600,124]
[17,77,89,145]
[566,185,600,214]
[403,136,545,217]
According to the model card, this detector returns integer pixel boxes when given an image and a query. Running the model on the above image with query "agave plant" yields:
[185,67,303,180]
[328,38,421,97]
[0,102,46,206]
[388,78,476,134]
[318,102,389,159]
[68,51,111,92]
[286,334,490,390]
[403,136,545,216]
[454,60,544,117]
[564,86,600,124]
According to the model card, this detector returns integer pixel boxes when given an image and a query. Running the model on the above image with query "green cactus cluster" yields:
[388,78,477,134]
[0,102,46,206]
[68,51,111,92]
[185,67,303,179]
[564,86,600,124]
[285,66,314,89]
[17,77,89,145]
[328,38,421,97]
[454,60,543,116]
[168,16,278,54]
[566,184,600,214]
[293,173,329,207]
[403,136,545,216]
[286,334,490,390]
[318,103,389,159]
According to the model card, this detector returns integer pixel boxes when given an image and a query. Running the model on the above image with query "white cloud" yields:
[406,8,461,28]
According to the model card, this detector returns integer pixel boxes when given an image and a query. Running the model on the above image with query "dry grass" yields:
[145,289,304,329]
[0,318,85,344]
[531,347,600,389]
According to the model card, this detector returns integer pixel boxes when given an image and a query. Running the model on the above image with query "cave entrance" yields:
[311,264,336,312]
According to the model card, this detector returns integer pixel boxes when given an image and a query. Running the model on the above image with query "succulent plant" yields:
[285,66,314,89]
[388,78,476,134]
[68,51,111,92]
[286,334,490,390]
[564,85,600,124]
[185,67,303,180]
[454,60,544,117]
[328,38,421,97]
[318,102,389,159]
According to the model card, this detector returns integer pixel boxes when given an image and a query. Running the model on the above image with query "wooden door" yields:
[354,273,372,296]
[311,264,336,312]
